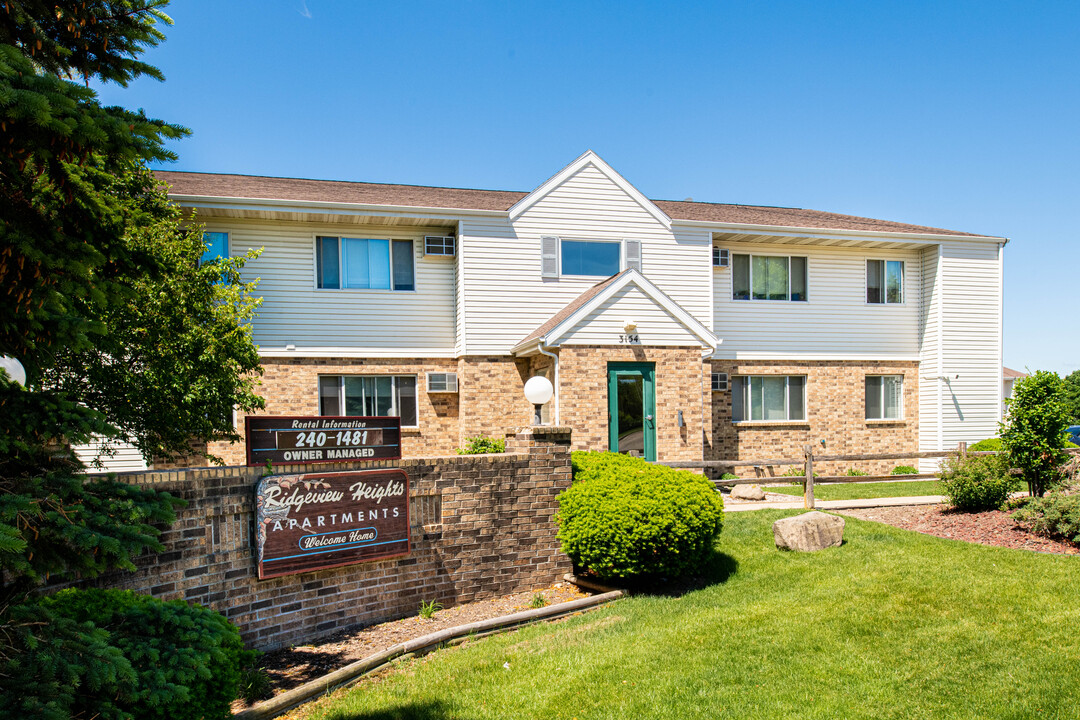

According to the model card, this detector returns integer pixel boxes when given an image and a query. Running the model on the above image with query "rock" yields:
[773,511,845,552]
[730,484,766,501]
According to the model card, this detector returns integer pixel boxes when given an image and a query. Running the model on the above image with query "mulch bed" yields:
[839,504,1080,555]
[234,582,589,710]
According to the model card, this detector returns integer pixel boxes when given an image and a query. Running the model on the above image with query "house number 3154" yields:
[618,334,641,344]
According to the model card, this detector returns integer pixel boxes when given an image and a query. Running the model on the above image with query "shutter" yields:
[541,236,560,278]
[624,238,642,272]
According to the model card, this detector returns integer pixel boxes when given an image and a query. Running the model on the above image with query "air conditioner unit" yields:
[424,236,456,257]
[711,372,729,392]
[712,247,730,267]
[426,372,458,393]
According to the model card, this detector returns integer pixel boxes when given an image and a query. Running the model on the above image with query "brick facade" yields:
[82,427,573,651]
[167,350,919,473]
[707,359,919,475]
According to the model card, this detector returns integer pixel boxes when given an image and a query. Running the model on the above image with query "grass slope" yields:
[291,511,1080,720]
[765,480,944,500]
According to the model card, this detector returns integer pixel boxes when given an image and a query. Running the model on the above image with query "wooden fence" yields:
[660,445,1080,510]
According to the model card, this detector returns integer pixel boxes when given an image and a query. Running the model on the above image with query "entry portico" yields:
[511,268,718,463]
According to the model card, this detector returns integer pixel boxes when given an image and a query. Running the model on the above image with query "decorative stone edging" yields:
[233,590,625,720]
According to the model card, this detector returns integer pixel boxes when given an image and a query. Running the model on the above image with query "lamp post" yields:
[523,376,554,426]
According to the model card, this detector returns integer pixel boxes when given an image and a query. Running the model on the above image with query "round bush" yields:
[939,453,1018,512]
[43,588,251,720]
[556,451,724,579]
[968,437,1003,452]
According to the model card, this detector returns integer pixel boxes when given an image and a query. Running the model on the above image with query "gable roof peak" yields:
[508,151,672,229]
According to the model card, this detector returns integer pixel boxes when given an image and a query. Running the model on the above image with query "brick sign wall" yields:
[73,427,573,651]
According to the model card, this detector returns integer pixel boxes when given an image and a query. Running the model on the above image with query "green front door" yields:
[608,362,656,462]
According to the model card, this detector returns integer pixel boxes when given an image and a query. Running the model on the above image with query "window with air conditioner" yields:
[426,372,458,393]
[424,236,456,257]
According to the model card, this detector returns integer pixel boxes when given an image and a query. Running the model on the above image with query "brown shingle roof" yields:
[1003,367,1027,379]
[516,272,626,348]
[154,170,985,237]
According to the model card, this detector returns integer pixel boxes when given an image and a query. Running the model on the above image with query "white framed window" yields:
[541,237,641,278]
[316,236,415,291]
[318,375,418,427]
[731,375,806,421]
[731,253,808,301]
[866,375,903,420]
[711,372,729,391]
[712,247,730,267]
[201,231,228,265]
[866,259,904,304]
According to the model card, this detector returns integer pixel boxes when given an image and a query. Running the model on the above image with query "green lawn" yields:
[765,479,944,500]
[289,511,1080,720]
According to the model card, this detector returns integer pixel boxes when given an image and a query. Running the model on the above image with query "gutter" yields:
[537,341,560,425]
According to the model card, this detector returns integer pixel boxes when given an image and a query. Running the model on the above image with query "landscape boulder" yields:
[730,484,766,501]
[772,511,845,552]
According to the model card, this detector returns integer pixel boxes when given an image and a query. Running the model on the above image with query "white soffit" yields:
[508,150,673,229]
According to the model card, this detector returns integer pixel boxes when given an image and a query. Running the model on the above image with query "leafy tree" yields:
[1061,369,1080,425]
[0,2,263,715]
[1001,370,1069,497]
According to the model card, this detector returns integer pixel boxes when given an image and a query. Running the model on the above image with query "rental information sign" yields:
[254,468,410,579]
[245,415,401,466]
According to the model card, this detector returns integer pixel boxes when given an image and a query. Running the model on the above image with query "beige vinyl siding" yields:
[918,245,942,466]
[74,438,148,472]
[937,240,1003,446]
[557,284,705,347]
[460,162,712,354]
[205,219,456,353]
[711,244,922,359]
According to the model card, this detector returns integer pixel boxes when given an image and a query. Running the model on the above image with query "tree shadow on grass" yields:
[613,549,739,598]
[323,699,469,720]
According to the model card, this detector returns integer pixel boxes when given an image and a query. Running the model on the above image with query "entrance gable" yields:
[513,269,719,353]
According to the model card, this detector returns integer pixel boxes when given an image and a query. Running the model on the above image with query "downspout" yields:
[538,341,559,426]
[701,339,721,462]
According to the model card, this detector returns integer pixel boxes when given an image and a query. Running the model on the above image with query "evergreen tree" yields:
[0,3,263,715]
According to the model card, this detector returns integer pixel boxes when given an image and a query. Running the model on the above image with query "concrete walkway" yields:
[724,495,946,512]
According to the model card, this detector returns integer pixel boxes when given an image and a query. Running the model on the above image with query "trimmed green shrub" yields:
[557,452,724,579]
[456,436,506,454]
[1012,493,1080,543]
[891,465,919,475]
[720,472,739,480]
[40,588,252,720]
[968,438,1003,452]
[938,453,1018,512]
[845,468,869,476]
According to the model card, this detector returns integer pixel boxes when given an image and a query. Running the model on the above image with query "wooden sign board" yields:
[254,469,410,579]
[245,416,401,467]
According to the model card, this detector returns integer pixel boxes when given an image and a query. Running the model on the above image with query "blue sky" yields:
[96,1,1079,375]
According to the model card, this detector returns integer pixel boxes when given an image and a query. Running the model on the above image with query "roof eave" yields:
[673,218,1008,244]
[168,193,511,220]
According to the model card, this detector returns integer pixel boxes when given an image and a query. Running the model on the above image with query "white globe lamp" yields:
[0,356,25,387]
[523,376,554,425]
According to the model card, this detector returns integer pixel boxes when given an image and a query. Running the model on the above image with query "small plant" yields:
[968,438,1003,452]
[891,465,919,475]
[720,472,739,480]
[419,599,443,619]
[239,662,272,704]
[845,468,869,476]
[529,593,548,609]
[1012,493,1080,543]
[938,453,1018,512]
[456,436,506,455]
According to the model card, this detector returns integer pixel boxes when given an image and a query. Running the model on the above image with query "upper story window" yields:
[318,375,418,427]
[316,236,415,291]
[731,375,806,422]
[201,231,228,264]
[732,254,807,301]
[867,259,904,304]
[866,375,903,420]
[541,236,641,278]
[562,240,620,276]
